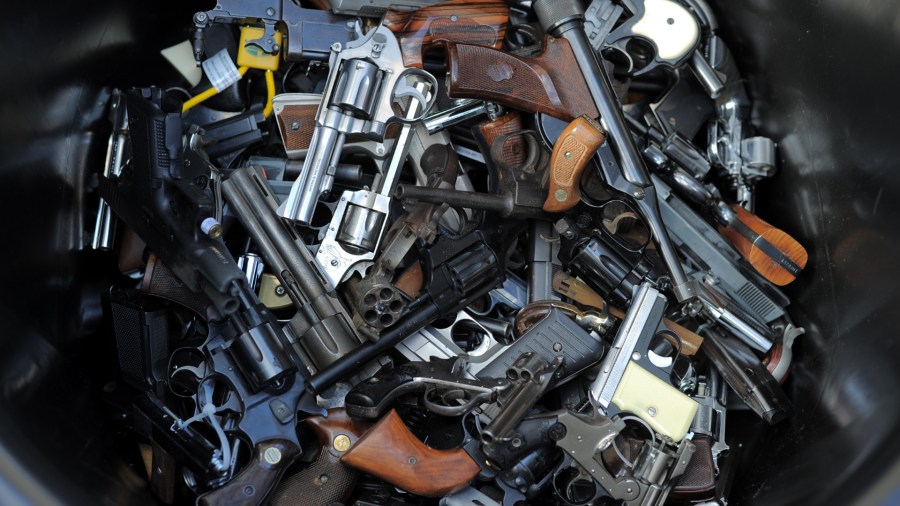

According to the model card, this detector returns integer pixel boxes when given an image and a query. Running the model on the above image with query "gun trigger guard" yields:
[422,384,493,417]
[391,69,438,122]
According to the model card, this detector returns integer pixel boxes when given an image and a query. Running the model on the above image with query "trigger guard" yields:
[391,69,438,122]
[422,386,492,417]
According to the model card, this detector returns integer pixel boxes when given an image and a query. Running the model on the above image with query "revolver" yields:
[279,0,509,226]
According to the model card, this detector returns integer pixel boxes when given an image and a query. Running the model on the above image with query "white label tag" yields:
[202,49,241,92]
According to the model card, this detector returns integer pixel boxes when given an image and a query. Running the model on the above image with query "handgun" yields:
[279,0,509,225]
[346,143,459,334]
[586,0,701,76]
[192,1,360,64]
[630,117,808,286]
[222,167,364,370]
[588,282,699,442]
[99,88,324,505]
[307,229,505,392]
[268,409,371,506]
[342,409,482,496]
[447,4,696,303]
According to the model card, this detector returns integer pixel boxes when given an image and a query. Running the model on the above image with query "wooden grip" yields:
[475,111,527,172]
[551,271,703,355]
[544,115,606,212]
[269,409,370,506]
[384,0,509,69]
[341,409,480,496]
[447,35,600,122]
[719,204,808,286]
[197,439,299,506]
[274,103,318,152]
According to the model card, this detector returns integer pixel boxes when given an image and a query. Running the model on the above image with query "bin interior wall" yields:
[0,0,898,504]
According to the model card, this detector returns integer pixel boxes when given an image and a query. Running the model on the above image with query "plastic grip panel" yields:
[447,36,599,122]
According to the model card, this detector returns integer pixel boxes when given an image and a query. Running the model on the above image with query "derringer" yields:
[279,0,509,226]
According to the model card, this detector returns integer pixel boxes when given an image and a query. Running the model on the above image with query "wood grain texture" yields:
[447,35,600,122]
[384,0,509,69]
[719,204,808,286]
[341,409,480,496]
[197,439,299,506]
[544,116,606,212]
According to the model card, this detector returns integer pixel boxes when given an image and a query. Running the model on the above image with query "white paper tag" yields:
[202,49,241,92]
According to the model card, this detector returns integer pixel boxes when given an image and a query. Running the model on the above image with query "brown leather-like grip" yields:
[384,0,509,69]
[197,439,299,506]
[670,434,717,501]
[341,409,480,496]
[719,204,808,286]
[544,115,606,212]
[274,103,318,152]
[447,35,599,122]
[270,409,370,506]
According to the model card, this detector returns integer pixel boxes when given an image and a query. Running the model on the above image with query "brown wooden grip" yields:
[341,409,480,496]
[384,0,509,69]
[447,35,600,122]
[551,271,703,355]
[719,204,808,286]
[274,103,318,152]
[475,111,527,172]
[197,439,299,506]
[269,409,369,506]
[544,116,606,212]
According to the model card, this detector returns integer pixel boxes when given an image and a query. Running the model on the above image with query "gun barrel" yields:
[395,185,545,219]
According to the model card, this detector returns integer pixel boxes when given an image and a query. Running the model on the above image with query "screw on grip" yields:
[544,115,606,213]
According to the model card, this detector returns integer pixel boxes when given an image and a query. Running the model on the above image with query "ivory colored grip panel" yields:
[611,362,698,441]
[544,116,606,212]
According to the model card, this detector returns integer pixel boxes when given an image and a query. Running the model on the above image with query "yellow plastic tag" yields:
[237,26,282,71]
[611,362,699,441]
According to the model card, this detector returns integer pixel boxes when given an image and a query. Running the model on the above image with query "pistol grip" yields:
[384,0,509,69]
[270,410,369,506]
[719,204,808,286]
[197,439,298,506]
[341,409,480,496]
[447,36,599,122]
[544,115,606,212]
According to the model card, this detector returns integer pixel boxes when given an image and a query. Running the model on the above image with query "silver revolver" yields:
[277,24,437,226]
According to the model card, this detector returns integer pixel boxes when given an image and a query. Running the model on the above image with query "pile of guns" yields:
[92,0,809,504]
